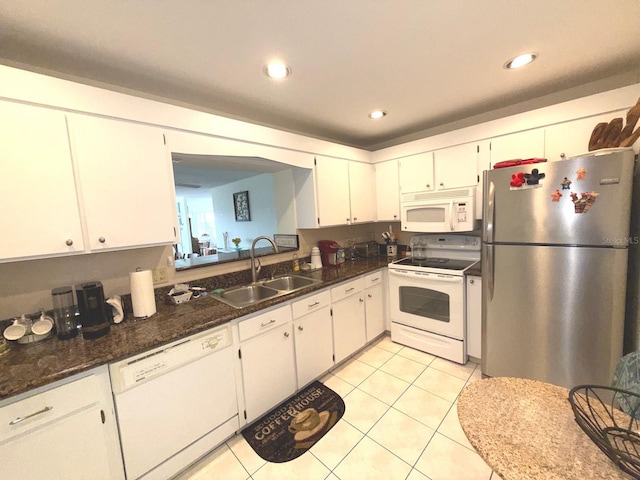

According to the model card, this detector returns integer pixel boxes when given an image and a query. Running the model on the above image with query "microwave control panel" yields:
[455,202,469,223]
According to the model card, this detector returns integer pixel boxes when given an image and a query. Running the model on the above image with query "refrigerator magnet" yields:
[523,168,545,186]
[551,189,563,202]
[570,191,599,213]
[509,172,526,188]
[576,168,587,180]
[561,177,572,190]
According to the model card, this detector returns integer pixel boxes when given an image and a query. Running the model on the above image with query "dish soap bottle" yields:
[292,253,300,272]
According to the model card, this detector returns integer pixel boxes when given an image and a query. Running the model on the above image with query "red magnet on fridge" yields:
[576,168,587,180]
[551,189,563,202]
[510,172,526,187]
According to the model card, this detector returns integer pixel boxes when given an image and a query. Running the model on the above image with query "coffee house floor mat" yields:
[241,380,346,463]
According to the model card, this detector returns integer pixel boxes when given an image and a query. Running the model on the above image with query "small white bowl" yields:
[3,321,26,341]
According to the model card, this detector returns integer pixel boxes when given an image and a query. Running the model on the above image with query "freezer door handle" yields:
[484,181,495,243]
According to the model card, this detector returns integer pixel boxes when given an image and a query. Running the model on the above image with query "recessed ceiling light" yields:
[264,62,291,79]
[368,110,388,119]
[504,53,537,69]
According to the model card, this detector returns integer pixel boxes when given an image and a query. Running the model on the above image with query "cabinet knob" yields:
[284,331,290,338]
[98,237,106,244]
[353,217,358,221]
[440,182,444,187]
[359,298,364,303]
[65,239,73,246]
[393,215,397,219]
[426,184,431,188]
[298,326,304,331]
[368,293,373,298]
[470,279,475,284]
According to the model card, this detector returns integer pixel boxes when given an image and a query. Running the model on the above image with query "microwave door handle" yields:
[449,200,455,231]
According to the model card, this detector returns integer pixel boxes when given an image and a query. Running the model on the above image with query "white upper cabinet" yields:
[375,159,400,221]
[433,143,479,190]
[68,115,177,251]
[314,156,351,226]
[488,128,545,167]
[314,156,375,227]
[398,152,434,194]
[398,146,477,197]
[348,161,376,223]
[0,101,85,261]
[544,113,617,162]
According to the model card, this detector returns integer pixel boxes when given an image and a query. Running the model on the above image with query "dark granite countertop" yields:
[466,262,482,276]
[0,257,390,401]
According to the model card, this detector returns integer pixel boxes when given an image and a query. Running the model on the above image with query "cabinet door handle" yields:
[368,293,373,298]
[345,287,355,293]
[440,182,444,187]
[298,326,304,331]
[284,331,290,338]
[308,301,320,308]
[426,184,431,188]
[65,239,73,246]
[353,217,358,221]
[98,237,106,244]
[260,319,276,328]
[359,298,364,303]
[470,279,475,284]
[9,405,53,426]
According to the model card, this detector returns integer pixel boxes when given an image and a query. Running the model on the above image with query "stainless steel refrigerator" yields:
[482,148,636,389]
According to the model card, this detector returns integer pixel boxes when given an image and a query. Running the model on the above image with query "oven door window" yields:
[399,286,449,322]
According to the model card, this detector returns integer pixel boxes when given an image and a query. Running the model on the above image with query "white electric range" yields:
[388,234,480,364]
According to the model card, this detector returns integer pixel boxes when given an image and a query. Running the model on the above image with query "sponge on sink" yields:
[212,289,225,295]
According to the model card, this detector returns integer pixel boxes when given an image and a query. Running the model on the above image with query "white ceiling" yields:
[1,1,640,150]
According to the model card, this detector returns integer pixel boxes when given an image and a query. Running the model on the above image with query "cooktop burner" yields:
[392,257,477,270]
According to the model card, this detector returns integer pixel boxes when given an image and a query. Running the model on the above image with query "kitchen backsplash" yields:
[0,223,404,319]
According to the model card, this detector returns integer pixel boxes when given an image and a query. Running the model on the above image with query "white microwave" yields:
[400,187,477,233]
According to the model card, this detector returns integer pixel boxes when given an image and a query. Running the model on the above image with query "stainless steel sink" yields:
[262,275,319,291]
[215,284,280,308]
[211,275,322,308]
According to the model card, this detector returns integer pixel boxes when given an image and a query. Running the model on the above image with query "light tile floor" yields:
[175,335,503,480]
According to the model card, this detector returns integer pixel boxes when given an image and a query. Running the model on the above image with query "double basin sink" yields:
[211,275,322,309]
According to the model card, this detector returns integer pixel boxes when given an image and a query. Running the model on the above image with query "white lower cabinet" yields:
[331,277,367,364]
[466,275,482,359]
[238,305,297,423]
[364,271,385,342]
[0,366,124,480]
[292,290,334,387]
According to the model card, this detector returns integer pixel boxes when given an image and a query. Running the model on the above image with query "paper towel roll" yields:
[130,270,156,318]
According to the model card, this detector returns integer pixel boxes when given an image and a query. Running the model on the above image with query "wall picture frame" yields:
[233,190,251,221]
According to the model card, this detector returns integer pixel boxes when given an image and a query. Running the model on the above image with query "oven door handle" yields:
[388,269,463,283]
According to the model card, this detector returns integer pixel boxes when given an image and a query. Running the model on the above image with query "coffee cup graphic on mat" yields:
[288,408,321,433]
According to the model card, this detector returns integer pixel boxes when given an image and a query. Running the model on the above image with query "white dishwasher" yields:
[110,324,238,480]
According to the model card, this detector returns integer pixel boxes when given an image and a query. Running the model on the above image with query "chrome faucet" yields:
[250,236,279,283]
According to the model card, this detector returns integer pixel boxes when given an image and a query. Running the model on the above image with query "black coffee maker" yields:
[76,281,111,340]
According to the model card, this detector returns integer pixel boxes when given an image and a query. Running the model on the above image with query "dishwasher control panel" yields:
[110,324,231,393]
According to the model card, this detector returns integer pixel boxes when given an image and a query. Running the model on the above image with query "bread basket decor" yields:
[569,385,640,479]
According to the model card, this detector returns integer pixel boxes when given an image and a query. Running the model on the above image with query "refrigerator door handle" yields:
[484,181,495,243]
[487,244,494,302]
